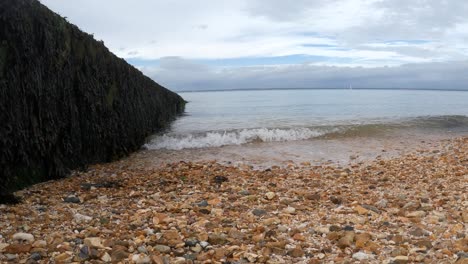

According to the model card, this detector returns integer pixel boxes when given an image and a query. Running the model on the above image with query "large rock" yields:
[0,0,185,200]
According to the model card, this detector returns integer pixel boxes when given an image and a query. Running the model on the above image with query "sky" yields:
[41,0,468,91]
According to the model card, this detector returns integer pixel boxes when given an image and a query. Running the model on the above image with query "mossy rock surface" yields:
[0,0,185,198]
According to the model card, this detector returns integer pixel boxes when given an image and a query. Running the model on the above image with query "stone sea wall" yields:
[0,0,185,198]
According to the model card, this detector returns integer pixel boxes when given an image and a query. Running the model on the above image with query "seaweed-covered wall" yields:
[0,0,185,197]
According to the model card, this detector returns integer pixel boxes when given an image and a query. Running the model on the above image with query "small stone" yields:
[13,232,35,243]
[154,245,171,253]
[391,235,405,244]
[199,241,209,248]
[190,243,202,253]
[208,233,228,245]
[343,225,354,231]
[283,206,296,214]
[78,246,90,259]
[355,205,369,215]
[244,252,258,262]
[329,225,341,232]
[455,253,468,264]
[407,211,426,218]
[410,247,427,254]
[415,254,425,262]
[151,255,170,264]
[162,230,182,246]
[173,257,187,264]
[330,196,342,204]
[305,193,321,201]
[265,192,276,200]
[288,246,304,257]
[101,252,112,262]
[54,253,72,262]
[316,226,330,234]
[211,208,223,216]
[29,252,41,261]
[0,243,9,252]
[409,227,426,237]
[292,233,305,241]
[84,237,105,248]
[239,190,250,195]
[403,201,420,210]
[213,175,228,184]
[414,240,433,249]
[137,245,148,254]
[376,199,388,208]
[4,243,32,254]
[462,211,468,223]
[362,204,380,213]
[337,231,355,249]
[252,208,267,216]
[74,213,92,222]
[198,208,210,214]
[393,256,409,264]
[355,233,372,248]
[262,219,278,228]
[32,240,46,248]
[184,238,199,247]
[111,249,129,262]
[197,200,208,207]
[132,254,151,264]
[391,247,408,257]
[352,251,371,260]
[184,253,197,261]
[5,254,17,261]
[327,231,341,241]
[64,195,81,203]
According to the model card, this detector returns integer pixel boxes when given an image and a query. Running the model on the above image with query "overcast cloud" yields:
[41,0,468,91]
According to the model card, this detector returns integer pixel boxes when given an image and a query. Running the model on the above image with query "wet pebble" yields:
[63,195,81,203]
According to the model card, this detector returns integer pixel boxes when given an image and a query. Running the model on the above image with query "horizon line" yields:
[174,87,468,93]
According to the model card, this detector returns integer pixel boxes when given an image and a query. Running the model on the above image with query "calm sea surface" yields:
[146,89,468,150]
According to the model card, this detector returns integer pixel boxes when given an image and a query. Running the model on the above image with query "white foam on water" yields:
[145,127,331,150]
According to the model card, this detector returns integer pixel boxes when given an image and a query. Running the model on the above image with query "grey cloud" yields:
[144,57,468,91]
[246,0,468,45]
[41,0,468,63]
[358,45,468,61]
[374,0,468,29]
[342,1,468,44]
[245,0,333,21]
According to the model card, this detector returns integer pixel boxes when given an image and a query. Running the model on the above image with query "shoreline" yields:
[137,128,466,170]
[0,136,467,263]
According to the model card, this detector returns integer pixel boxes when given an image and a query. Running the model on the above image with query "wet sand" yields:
[0,135,467,263]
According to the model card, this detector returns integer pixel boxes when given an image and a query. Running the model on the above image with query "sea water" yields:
[146,89,468,150]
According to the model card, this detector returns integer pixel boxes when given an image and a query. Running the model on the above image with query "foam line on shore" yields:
[145,115,468,150]
[145,127,337,150]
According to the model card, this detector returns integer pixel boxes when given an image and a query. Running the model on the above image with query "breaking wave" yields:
[145,127,337,150]
[145,115,468,150]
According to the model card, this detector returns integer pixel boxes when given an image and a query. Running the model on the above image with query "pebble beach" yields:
[0,137,467,264]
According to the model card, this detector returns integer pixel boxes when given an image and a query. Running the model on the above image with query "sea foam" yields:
[145,127,331,150]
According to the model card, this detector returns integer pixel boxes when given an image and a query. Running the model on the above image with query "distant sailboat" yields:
[349,84,353,90]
